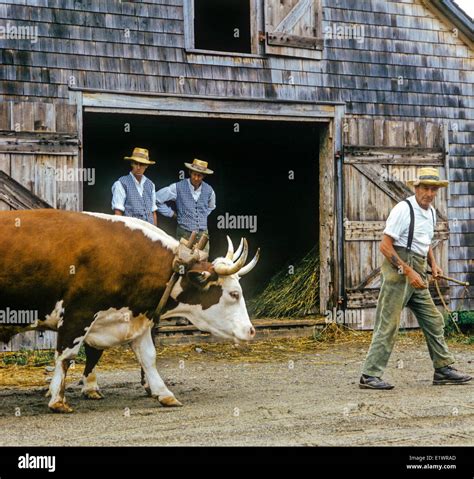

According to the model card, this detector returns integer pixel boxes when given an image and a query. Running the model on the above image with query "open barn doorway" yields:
[83,113,321,300]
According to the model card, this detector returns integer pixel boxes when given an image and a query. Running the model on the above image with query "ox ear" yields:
[186,270,214,287]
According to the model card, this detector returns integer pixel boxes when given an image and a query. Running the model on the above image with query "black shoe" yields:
[359,374,394,390]
[175,317,190,327]
[433,366,472,385]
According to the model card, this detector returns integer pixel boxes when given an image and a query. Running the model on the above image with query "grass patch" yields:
[444,310,474,344]
[1,346,86,368]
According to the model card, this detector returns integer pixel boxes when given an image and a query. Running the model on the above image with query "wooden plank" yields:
[348,239,445,292]
[158,317,324,334]
[0,131,79,155]
[82,91,336,118]
[274,0,312,32]
[264,0,323,59]
[0,102,10,130]
[66,91,84,211]
[344,220,449,241]
[182,0,194,50]
[355,308,424,331]
[0,131,78,141]
[344,146,444,165]
[0,143,78,155]
[0,153,11,211]
[0,170,53,209]
[34,155,57,207]
[267,32,323,50]
[347,285,450,309]
[352,162,448,222]
[56,154,81,211]
[333,105,345,306]
[443,123,451,200]
[0,153,10,176]
[155,325,318,346]
[10,154,35,193]
[319,121,335,313]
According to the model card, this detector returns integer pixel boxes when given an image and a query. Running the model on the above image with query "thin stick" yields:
[427,270,470,286]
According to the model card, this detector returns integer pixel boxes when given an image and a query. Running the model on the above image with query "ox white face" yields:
[161,273,256,343]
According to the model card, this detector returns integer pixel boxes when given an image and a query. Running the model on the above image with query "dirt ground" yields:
[0,332,473,446]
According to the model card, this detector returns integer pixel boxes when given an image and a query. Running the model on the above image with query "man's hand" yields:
[431,264,443,279]
[406,267,427,289]
[380,235,427,289]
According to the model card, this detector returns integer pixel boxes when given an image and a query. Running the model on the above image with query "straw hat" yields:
[184,158,214,175]
[124,147,155,165]
[407,167,449,187]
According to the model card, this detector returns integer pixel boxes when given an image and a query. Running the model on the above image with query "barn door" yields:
[264,0,323,59]
[342,120,450,329]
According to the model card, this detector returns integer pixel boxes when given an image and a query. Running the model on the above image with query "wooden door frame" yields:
[183,0,263,57]
[72,88,345,314]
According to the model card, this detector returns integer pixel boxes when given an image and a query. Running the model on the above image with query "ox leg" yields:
[81,343,104,400]
[131,328,182,407]
[48,349,77,414]
[48,309,96,413]
[140,325,157,396]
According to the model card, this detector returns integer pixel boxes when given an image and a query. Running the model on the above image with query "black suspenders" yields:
[404,199,435,252]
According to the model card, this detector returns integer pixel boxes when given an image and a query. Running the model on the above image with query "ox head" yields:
[160,237,260,343]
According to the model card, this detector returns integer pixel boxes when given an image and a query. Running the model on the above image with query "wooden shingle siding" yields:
[0,0,472,310]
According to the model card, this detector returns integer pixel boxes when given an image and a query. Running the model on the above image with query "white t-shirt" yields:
[383,195,436,256]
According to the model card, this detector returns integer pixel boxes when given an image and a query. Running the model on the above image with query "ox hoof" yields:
[49,401,74,414]
[158,396,183,407]
[144,386,152,397]
[82,390,104,400]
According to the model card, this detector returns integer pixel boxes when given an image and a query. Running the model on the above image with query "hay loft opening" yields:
[194,0,252,53]
[83,113,320,299]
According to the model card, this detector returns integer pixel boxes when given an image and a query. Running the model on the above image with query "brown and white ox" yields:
[0,210,259,413]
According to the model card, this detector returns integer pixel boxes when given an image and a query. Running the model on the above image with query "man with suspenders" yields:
[360,167,472,389]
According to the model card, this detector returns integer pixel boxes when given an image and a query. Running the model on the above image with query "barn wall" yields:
[0,102,80,211]
[0,0,472,310]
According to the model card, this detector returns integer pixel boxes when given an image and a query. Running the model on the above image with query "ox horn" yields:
[238,248,260,276]
[232,238,244,262]
[214,238,249,276]
[195,233,209,251]
[186,231,198,249]
[225,235,234,260]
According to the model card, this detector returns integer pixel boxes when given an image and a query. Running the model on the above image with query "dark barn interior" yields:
[83,114,320,298]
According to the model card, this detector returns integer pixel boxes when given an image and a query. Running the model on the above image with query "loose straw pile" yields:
[249,248,320,318]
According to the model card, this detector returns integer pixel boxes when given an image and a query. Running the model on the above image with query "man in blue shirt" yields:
[112,147,158,226]
[156,158,216,253]
[156,159,216,326]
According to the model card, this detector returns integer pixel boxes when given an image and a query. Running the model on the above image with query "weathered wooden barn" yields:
[0,0,472,350]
